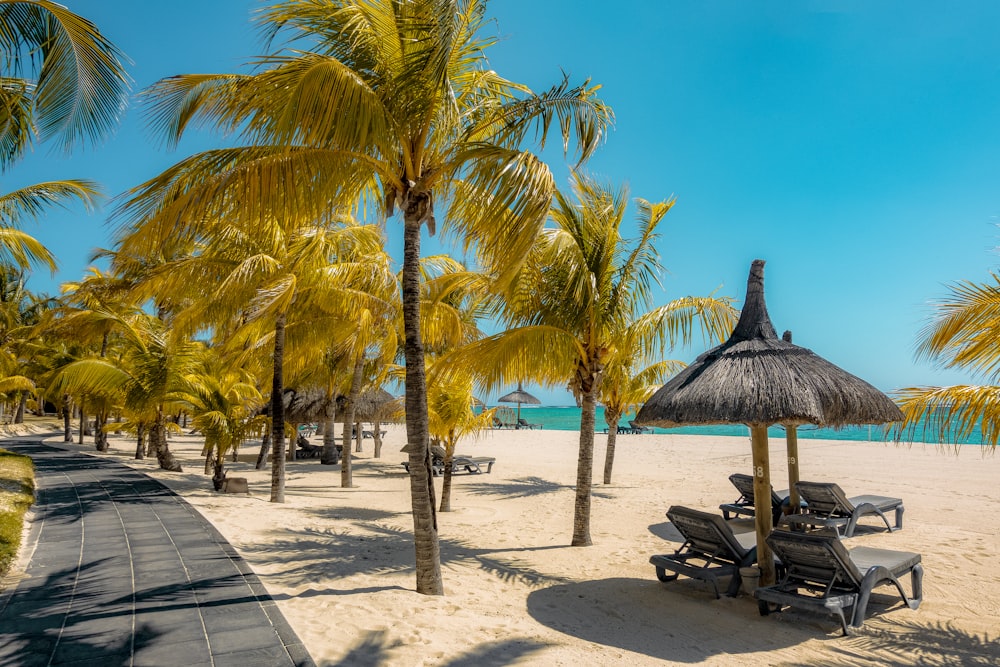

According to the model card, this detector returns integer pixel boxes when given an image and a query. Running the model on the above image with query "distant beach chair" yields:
[649,505,759,598]
[629,420,653,434]
[755,530,923,635]
[516,417,542,430]
[719,473,788,525]
[782,481,903,537]
[402,445,495,476]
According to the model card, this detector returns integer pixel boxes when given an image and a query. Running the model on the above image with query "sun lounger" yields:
[402,445,496,476]
[719,473,788,525]
[783,481,903,537]
[629,420,653,434]
[516,418,542,430]
[755,530,923,635]
[649,505,759,598]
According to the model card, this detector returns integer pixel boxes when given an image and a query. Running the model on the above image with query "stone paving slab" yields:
[0,437,315,667]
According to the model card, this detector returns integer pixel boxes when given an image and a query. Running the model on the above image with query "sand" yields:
[38,425,1000,665]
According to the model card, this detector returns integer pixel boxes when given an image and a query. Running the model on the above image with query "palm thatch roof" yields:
[636,259,903,428]
[497,384,541,406]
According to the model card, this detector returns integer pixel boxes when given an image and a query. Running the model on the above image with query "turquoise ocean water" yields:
[498,405,984,446]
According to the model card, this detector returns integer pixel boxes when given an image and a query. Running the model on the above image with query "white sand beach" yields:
[39,426,1000,666]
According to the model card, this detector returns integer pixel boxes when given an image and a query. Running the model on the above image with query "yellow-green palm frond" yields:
[0,374,34,394]
[0,1,130,155]
[443,325,583,395]
[892,384,1000,450]
[465,74,613,166]
[633,295,738,354]
[915,275,1000,380]
[112,146,383,248]
[0,226,55,271]
[0,76,34,166]
[445,145,554,286]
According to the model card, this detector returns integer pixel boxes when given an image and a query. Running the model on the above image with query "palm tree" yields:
[458,172,737,546]
[115,214,394,498]
[119,0,611,595]
[894,274,1000,449]
[50,312,202,470]
[426,364,494,512]
[176,356,268,489]
[597,338,685,485]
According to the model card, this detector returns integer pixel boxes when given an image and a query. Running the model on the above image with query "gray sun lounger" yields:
[782,481,903,538]
[755,530,923,635]
[650,505,759,598]
[719,473,788,525]
[402,445,495,476]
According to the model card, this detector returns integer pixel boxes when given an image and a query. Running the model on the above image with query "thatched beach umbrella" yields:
[497,383,541,423]
[635,259,903,586]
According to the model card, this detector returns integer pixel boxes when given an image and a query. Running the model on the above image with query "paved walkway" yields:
[0,437,315,667]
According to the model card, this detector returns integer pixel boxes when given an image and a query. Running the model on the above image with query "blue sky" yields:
[11,1,1000,405]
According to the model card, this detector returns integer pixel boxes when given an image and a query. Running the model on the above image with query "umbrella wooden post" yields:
[786,426,801,512]
[750,424,776,586]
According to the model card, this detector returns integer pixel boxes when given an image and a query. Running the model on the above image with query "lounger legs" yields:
[850,563,923,630]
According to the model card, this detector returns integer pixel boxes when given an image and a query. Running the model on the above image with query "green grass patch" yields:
[0,448,34,577]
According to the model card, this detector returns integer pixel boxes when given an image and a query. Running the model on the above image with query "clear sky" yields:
[12,1,1000,405]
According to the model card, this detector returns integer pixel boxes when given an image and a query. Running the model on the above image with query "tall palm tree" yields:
[119,0,611,595]
[458,172,737,546]
[894,274,1000,449]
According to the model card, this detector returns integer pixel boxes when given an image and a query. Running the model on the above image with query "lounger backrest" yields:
[667,505,749,562]
[429,445,448,462]
[766,530,863,588]
[795,481,854,517]
[729,473,781,507]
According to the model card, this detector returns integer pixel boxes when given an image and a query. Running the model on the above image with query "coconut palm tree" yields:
[426,364,494,512]
[456,172,737,546]
[115,214,394,498]
[176,357,268,489]
[118,0,610,595]
[50,312,202,470]
[597,340,685,485]
[894,273,1000,449]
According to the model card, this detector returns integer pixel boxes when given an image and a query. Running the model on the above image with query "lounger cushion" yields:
[849,546,921,576]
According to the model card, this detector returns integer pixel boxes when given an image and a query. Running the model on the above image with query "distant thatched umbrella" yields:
[352,388,399,422]
[636,259,903,586]
[497,383,541,422]
[261,387,337,424]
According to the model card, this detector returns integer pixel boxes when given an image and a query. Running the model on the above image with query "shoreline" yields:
[21,425,1000,665]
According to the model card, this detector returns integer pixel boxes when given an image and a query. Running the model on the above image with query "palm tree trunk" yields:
[151,413,182,471]
[78,407,85,444]
[572,387,598,546]
[372,420,384,458]
[602,410,621,485]
[402,203,443,595]
[340,356,364,488]
[256,430,270,470]
[134,423,145,460]
[94,409,109,452]
[440,435,455,512]
[270,313,287,502]
[14,392,26,424]
[321,399,339,465]
[62,394,72,442]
